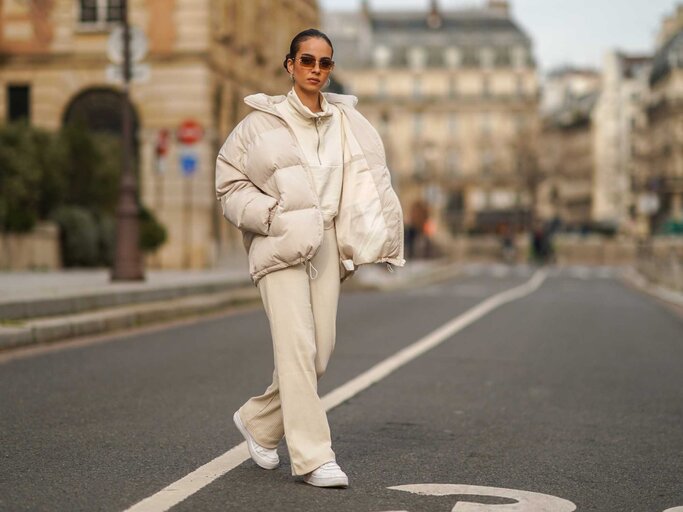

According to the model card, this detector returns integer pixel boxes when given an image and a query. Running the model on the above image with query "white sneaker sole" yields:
[233,411,279,470]
[303,475,349,488]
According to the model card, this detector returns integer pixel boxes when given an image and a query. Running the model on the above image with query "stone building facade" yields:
[324,0,540,236]
[591,51,651,232]
[637,5,683,232]
[538,85,598,228]
[0,0,319,269]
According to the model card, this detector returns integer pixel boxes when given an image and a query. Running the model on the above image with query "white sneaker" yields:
[233,411,279,470]
[303,461,349,488]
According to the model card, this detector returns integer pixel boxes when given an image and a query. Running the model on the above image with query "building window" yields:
[413,154,426,179]
[516,75,525,96]
[448,113,458,137]
[515,113,527,132]
[480,47,495,69]
[374,45,391,68]
[408,47,427,70]
[512,46,527,69]
[414,111,423,136]
[447,149,459,176]
[7,85,30,123]
[380,111,390,135]
[448,75,458,98]
[444,47,461,68]
[378,75,388,98]
[483,76,491,97]
[480,112,492,136]
[481,149,494,175]
[413,76,422,98]
[79,0,123,25]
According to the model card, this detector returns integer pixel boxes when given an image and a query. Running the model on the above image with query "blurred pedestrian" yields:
[498,223,516,264]
[531,221,551,264]
[215,29,405,488]
[407,200,429,258]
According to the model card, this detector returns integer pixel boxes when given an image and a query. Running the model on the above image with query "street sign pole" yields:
[112,0,144,281]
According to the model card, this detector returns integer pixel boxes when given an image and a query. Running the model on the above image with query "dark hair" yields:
[282,29,334,71]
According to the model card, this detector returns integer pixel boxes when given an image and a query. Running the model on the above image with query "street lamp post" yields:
[112,0,144,281]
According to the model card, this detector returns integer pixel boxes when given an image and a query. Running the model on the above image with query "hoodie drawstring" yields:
[307,260,319,280]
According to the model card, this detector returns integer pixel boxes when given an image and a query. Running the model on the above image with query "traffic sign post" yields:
[106,63,150,84]
[177,120,204,146]
[106,24,149,85]
[175,119,203,268]
[179,149,199,177]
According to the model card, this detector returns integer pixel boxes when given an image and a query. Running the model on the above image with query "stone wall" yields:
[635,237,683,292]
[0,223,61,270]
[436,233,676,269]
[553,235,638,266]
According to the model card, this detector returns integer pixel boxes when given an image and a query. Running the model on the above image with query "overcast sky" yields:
[320,0,678,73]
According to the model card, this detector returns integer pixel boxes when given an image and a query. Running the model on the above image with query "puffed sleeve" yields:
[215,122,278,236]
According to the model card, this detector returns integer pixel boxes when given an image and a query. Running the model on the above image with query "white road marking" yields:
[122,270,547,512]
[622,267,683,308]
[663,508,683,512]
[123,444,250,512]
[388,483,576,511]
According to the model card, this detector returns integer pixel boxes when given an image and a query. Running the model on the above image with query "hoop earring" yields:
[290,74,295,83]
[325,77,331,88]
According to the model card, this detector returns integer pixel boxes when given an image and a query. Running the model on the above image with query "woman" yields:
[215,28,405,488]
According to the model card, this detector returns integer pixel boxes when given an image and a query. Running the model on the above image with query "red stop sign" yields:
[177,120,203,145]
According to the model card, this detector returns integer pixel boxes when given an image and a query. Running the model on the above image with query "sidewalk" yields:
[0,258,460,351]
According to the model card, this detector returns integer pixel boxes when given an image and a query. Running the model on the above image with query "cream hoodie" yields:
[275,88,343,230]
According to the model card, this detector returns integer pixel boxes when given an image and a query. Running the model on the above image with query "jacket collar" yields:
[244,91,358,117]
[285,88,333,120]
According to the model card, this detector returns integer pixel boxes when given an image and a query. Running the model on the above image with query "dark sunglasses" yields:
[296,54,335,71]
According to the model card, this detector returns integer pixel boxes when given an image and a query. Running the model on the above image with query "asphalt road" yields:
[1,265,681,512]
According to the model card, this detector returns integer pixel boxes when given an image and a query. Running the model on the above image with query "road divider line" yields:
[123,269,548,512]
[321,268,547,411]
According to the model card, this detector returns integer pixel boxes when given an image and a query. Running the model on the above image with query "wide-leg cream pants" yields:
[238,225,340,476]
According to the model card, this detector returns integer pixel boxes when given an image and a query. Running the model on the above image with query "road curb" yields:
[0,278,252,321]
[0,287,260,352]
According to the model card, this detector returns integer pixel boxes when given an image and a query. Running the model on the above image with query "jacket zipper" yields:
[314,117,322,165]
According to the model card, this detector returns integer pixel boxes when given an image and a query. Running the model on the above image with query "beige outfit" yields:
[238,90,344,476]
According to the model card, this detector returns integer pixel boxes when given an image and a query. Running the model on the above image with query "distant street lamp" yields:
[111,0,144,281]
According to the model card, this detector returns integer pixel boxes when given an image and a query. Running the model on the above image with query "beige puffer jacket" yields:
[215,92,405,285]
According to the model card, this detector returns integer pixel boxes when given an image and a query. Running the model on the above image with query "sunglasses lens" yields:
[320,59,333,70]
[299,56,315,68]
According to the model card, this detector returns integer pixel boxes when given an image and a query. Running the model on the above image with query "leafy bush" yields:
[51,206,100,267]
[139,206,167,253]
[1,123,167,265]
[97,214,116,266]
[56,124,121,214]
[0,123,45,232]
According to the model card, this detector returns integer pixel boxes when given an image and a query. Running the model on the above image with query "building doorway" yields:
[62,87,140,156]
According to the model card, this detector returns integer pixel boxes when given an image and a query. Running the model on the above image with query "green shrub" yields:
[139,205,167,253]
[0,123,43,232]
[97,213,116,266]
[56,125,121,215]
[52,206,100,267]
